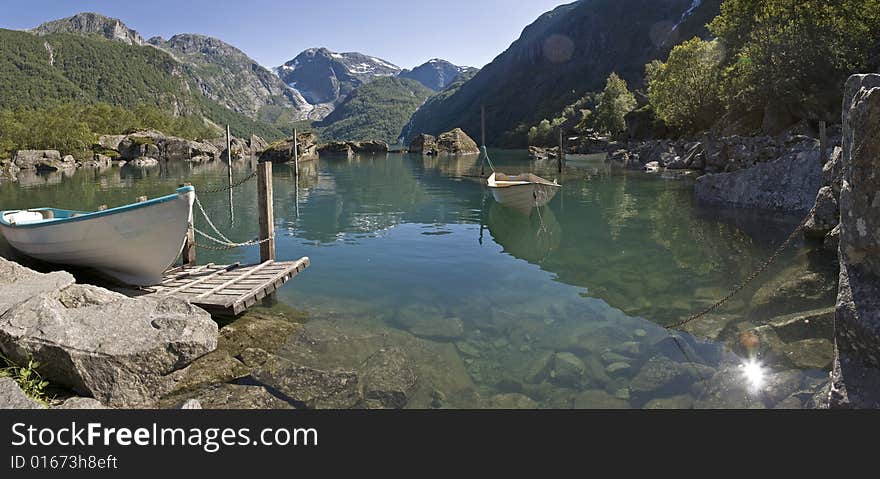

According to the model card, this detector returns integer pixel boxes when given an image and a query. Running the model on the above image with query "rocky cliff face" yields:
[830,74,880,408]
[148,34,313,119]
[405,0,721,145]
[399,59,477,91]
[275,48,401,109]
[32,12,145,45]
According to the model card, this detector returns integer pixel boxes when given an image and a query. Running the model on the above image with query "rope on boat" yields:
[480,146,497,174]
[667,216,809,330]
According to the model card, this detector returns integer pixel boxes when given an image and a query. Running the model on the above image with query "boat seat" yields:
[4,211,45,225]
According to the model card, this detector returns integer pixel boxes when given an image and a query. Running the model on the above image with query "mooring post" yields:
[480,104,486,176]
[293,128,299,177]
[226,125,233,186]
[558,127,564,174]
[257,161,276,262]
[819,120,827,165]
[181,183,196,266]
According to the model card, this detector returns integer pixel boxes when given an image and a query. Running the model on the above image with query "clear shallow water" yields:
[0,152,835,408]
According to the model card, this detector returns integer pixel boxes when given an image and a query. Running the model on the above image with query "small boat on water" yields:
[487,172,561,214]
[0,186,195,286]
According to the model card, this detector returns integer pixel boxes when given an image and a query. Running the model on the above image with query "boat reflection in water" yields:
[487,201,561,265]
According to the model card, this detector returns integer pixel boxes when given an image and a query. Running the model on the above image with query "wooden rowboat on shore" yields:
[0,186,195,286]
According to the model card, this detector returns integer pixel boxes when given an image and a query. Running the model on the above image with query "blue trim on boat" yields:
[0,186,194,229]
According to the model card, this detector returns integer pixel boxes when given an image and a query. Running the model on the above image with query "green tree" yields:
[708,0,880,126]
[593,73,636,135]
[646,38,724,133]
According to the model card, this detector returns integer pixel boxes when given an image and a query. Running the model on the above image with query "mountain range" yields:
[5,2,722,145]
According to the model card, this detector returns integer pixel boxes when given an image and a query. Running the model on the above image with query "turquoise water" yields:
[0,151,835,408]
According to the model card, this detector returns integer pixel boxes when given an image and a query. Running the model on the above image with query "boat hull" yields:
[489,181,560,214]
[0,188,194,286]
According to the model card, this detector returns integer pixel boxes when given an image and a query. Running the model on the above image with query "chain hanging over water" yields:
[667,216,809,330]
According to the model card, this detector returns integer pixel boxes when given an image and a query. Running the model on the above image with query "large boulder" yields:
[13,150,75,171]
[245,350,361,409]
[409,134,439,155]
[259,132,319,163]
[436,128,480,155]
[0,260,218,408]
[803,186,839,238]
[117,133,162,160]
[163,137,219,162]
[694,142,823,212]
[831,74,880,408]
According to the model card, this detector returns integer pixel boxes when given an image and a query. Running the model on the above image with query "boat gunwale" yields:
[0,186,195,229]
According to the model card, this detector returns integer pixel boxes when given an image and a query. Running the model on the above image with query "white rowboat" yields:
[487,172,561,214]
[0,186,195,286]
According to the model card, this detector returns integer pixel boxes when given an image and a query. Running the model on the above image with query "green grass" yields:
[1,353,51,406]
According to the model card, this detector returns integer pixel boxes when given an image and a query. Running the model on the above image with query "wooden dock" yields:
[140,258,310,316]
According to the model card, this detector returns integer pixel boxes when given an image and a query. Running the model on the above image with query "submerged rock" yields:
[402,316,464,341]
[162,383,293,409]
[485,393,539,409]
[551,352,585,387]
[361,347,417,409]
[573,389,630,409]
[247,351,361,409]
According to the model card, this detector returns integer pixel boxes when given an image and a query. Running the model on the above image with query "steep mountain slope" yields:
[0,28,282,139]
[275,48,401,108]
[318,77,433,143]
[405,0,722,145]
[148,33,314,120]
[399,59,477,91]
[31,12,145,45]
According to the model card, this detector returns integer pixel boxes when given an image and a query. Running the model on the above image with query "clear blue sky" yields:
[0,0,571,69]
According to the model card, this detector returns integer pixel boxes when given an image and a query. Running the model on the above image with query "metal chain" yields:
[196,170,257,194]
[667,216,809,330]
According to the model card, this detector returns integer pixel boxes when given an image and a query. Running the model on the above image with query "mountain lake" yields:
[0,151,838,408]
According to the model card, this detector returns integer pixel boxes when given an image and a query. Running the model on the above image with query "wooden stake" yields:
[226,125,233,187]
[558,127,564,174]
[182,219,196,266]
[481,104,486,176]
[293,128,299,176]
[257,161,275,262]
[819,120,827,165]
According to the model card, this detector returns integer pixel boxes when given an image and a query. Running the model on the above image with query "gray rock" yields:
[823,146,843,195]
[642,394,694,409]
[839,75,880,274]
[486,393,539,409]
[0,258,75,316]
[404,317,464,341]
[129,157,159,167]
[97,134,126,151]
[630,354,695,395]
[693,363,766,409]
[551,352,585,387]
[573,389,630,409]
[643,161,661,172]
[804,186,839,238]
[249,353,360,409]
[750,263,838,319]
[523,351,554,384]
[783,339,834,370]
[695,144,822,212]
[178,399,202,409]
[361,348,417,409]
[605,362,632,375]
[0,282,218,408]
[54,397,109,409]
[0,377,43,409]
[163,383,293,409]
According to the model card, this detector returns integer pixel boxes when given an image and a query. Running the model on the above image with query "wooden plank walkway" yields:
[140,258,310,316]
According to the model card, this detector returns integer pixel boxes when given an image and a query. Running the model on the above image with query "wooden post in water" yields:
[293,128,299,177]
[480,104,486,176]
[226,125,233,186]
[181,183,196,266]
[819,120,827,165]
[257,161,275,262]
[558,127,564,174]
